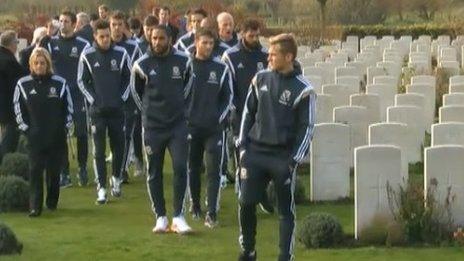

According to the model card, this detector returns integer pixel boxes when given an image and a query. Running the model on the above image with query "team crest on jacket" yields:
[70,47,79,57]
[110,59,118,71]
[172,66,181,79]
[279,90,292,106]
[48,87,58,98]
[240,168,248,179]
[257,62,264,71]
[208,71,218,84]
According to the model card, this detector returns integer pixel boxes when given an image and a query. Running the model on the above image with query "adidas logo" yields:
[53,46,59,51]
[93,62,100,67]
[260,85,268,92]
[237,63,244,69]
[217,140,223,146]
[29,89,37,95]
[149,70,157,76]
[284,178,291,185]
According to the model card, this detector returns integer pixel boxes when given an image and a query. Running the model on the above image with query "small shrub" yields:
[0,222,23,255]
[0,153,29,181]
[453,227,464,247]
[358,214,389,245]
[297,212,344,248]
[0,176,29,213]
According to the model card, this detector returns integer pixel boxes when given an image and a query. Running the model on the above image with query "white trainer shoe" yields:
[110,176,122,197]
[152,216,169,233]
[171,215,192,234]
[96,187,107,205]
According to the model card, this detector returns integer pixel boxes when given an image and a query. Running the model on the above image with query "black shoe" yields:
[259,196,274,214]
[28,210,41,217]
[189,204,202,220]
[122,171,129,184]
[238,250,256,261]
[47,205,57,211]
[78,168,88,187]
[60,174,72,188]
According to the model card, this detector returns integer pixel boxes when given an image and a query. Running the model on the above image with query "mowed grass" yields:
[1,154,464,260]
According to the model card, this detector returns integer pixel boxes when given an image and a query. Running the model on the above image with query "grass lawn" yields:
[1,155,464,260]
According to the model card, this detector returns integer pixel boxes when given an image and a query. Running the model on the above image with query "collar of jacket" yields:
[31,73,52,82]
[239,39,262,53]
[92,42,114,53]
[146,45,174,58]
[58,33,76,41]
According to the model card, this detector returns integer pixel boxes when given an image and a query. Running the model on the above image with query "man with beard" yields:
[78,20,131,204]
[131,25,193,234]
[217,12,239,48]
[222,18,274,213]
[110,11,144,183]
[174,8,207,52]
[45,10,90,187]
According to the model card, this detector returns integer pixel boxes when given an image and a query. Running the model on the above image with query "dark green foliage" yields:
[0,176,29,213]
[297,212,344,248]
[0,222,22,255]
[0,153,29,181]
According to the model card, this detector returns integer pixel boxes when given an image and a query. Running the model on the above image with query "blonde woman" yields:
[13,47,73,217]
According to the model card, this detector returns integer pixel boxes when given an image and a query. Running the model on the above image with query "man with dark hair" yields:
[185,28,232,228]
[128,17,142,39]
[236,33,316,261]
[137,15,159,54]
[185,17,229,59]
[222,19,268,187]
[131,25,192,234]
[44,10,90,188]
[110,11,144,183]
[78,19,131,204]
[174,8,207,52]
[0,30,25,163]
[158,6,179,42]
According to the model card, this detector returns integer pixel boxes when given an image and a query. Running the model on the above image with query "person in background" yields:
[90,13,99,30]
[0,30,25,164]
[217,12,238,48]
[75,12,94,44]
[137,15,158,54]
[98,4,110,21]
[157,6,179,42]
[128,17,143,39]
[13,47,73,217]
[19,27,47,74]
[174,8,207,52]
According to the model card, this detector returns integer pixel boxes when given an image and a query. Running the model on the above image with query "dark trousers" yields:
[29,144,65,213]
[91,113,125,189]
[122,112,143,177]
[0,121,19,163]
[62,108,89,175]
[239,144,296,261]
[188,128,224,216]
[144,120,188,218]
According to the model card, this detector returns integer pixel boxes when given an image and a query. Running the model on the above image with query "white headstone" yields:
[310,123,351,201]
[355,145,402,239]
[334,106,369,167]
[387,106,425,162]
[322,84,359,108]
[406,84,436,129]
[449,84,464,94]
[425,145,464,226]
[367,66,388,85]
[350,93,381,124]
[411,75,436,88]
[305,75,323,94]
[366,83,397,121]
[315,94,334,124]
[439,105,464,123]
[395,93,428,132]
[369,123,409,180]
[431,122,464,146]
[443,93,464,106]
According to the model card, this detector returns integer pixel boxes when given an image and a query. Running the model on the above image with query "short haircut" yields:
[29,47,54,75]
[32,27,47,45]
[143,15,159,27]
[110,10,126,21]
[151,25,169,37]
[94,19,110,31]
[190,8,208,19]
[98,4,109,12]
[195,27,216,41]
[90,13,99,22]
[269,33,297,61]
[128,17,141,30]
[0,30,18,47]
[159,6,171,14]
[240,18,261,33]
[76,12,90,24]
[216,12,233,24]
[61,10,77,24]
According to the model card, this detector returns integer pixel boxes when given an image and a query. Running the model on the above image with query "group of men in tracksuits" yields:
[15,6,316,261]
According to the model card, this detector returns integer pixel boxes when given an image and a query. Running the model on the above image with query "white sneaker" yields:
[105,152,113,162]
[110,176,122,197]
[171,216,192,234]
[152,216,169,233]
[220,174,228,189]
[96,187,107,205]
